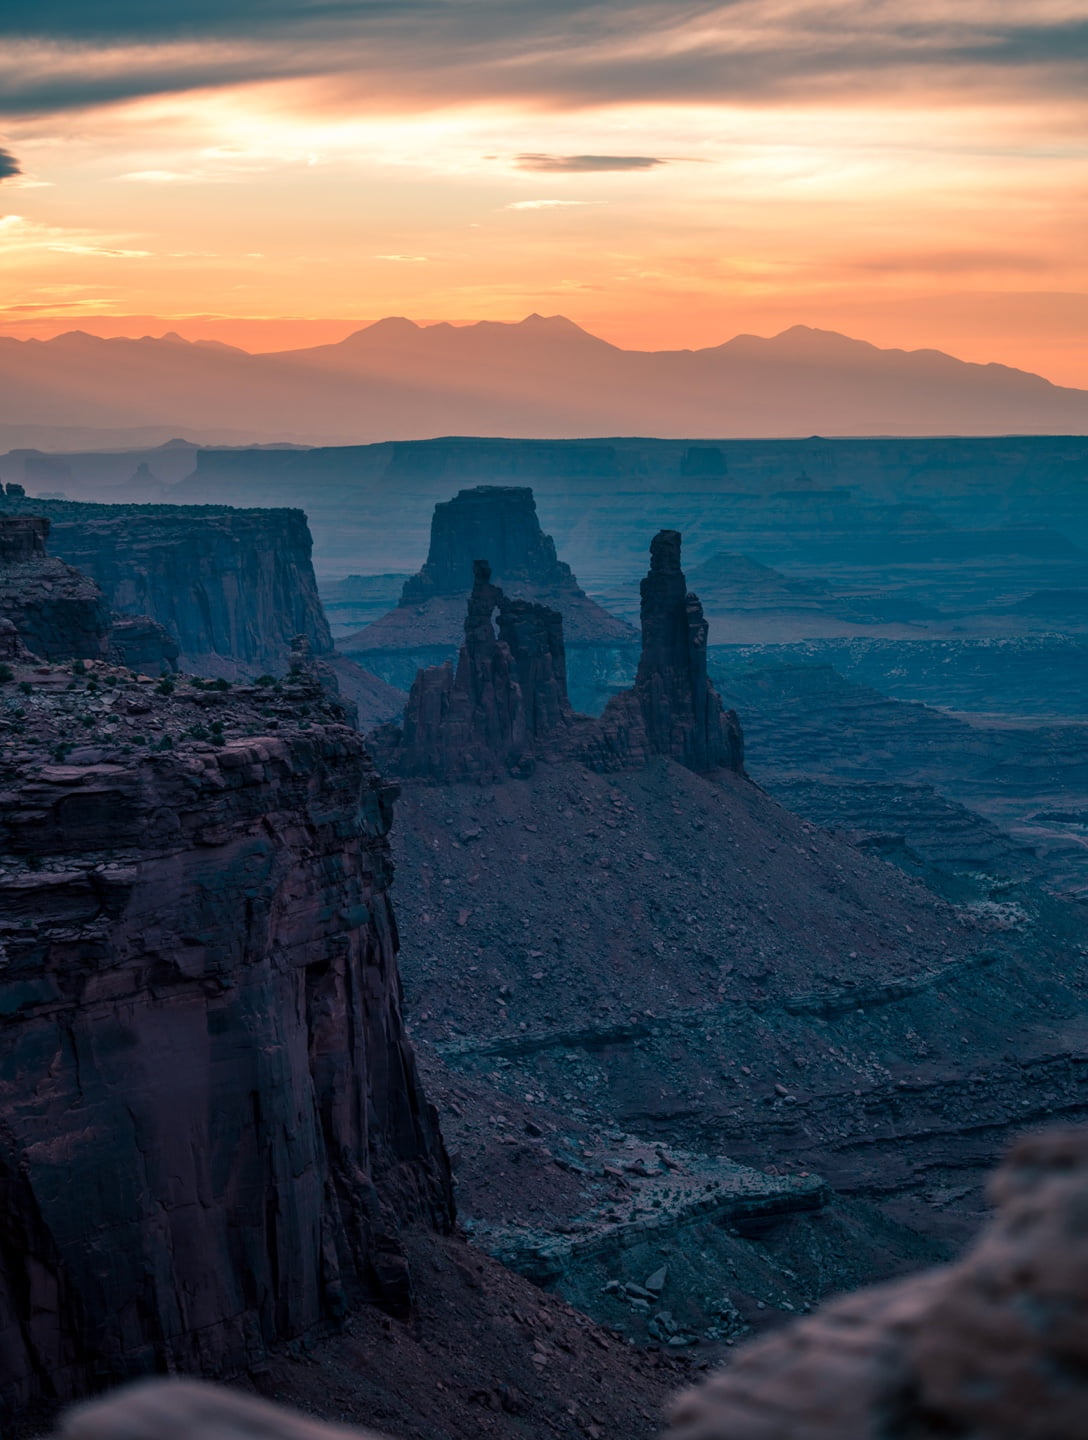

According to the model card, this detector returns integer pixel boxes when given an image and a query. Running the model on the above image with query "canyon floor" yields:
[386,758,1088,1353]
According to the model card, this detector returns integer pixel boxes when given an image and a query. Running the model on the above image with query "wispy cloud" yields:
[0,213,151,257]
[374,253,429,261]
[0,4,1086,116]
[514,153,666,172]
[506,199,605,210]
[0,145,20,180]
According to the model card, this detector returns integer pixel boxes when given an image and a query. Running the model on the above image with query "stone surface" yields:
[0,496,334,678]
[586,531,743,774]
[0,514,112,661]
[667,1126,1088,1440]
[378,536,742,782]
[340,486,636,713]
[0,656,452,1421]
[45,1125,1088,1439]
[383,560,572,782]
[59,1379,388,1440]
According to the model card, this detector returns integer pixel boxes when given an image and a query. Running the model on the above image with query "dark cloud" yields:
[0,3,1085,116]
[515,154,666,172]
[0,146,20,181]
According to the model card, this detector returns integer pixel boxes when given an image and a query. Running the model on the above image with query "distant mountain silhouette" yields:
[2,317,1086,445]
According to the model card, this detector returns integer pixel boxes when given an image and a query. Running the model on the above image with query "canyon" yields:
[0,454,1086,1438]
[46,1122,1088,1440]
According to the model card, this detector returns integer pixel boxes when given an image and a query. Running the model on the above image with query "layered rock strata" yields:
[0,654,452,1420]
[0,515,111,662]
[377,534,741,781]
[387,560,572,781]
[0,496,334,678]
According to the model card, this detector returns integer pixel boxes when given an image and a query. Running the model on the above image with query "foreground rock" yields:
[0,654,451,1421]
[667,1125,1088,1440]
[48,1126,1088,1440]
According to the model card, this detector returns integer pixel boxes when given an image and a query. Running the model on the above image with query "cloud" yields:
[506,199,605,210]
[374,253,429,261]
[0,145,21,180]
[0,4,1086,116]
[514,153,666,172]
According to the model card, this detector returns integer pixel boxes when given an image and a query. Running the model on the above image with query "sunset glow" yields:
[2,3,1086,382]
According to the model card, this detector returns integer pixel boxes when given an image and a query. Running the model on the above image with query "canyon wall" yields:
[0,515,111,662]
[0,515,177,672]
[0,496,333,677]
[0,657,452,1420]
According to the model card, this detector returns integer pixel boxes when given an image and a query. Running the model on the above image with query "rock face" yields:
[667,1125,1088,1440]
[0,496,334,678]
[391,560,571,781]
[589,531,743,774]
[378,534,741,781]
[0,657,452,1421]
[341,486,636,712]
[400,486,574,604]
[49,1124,1088,1440]
[0,515,112,662]
[0,514,178,674]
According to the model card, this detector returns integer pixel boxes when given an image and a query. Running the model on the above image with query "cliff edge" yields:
[0,654,452,1420]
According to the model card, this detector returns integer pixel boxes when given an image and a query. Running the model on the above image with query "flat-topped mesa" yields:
[0,514,49,563]
[590,531,743,774]
[343,487,636,712]
[389,559,571,781]
[400,486,574,603]
[0,494,333,679]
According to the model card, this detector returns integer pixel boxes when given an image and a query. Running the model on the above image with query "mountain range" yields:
[3,315,1087,447]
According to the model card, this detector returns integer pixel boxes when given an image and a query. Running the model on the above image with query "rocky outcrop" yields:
[384,560,571,781]
[379,535,741,781]
[0,496,334,678]
[0,514,112,662]
[588,531,743,774]
[667,1125,1088,1440]
[0,654,452,1420]
[0,514,177,674]
[341,486,636,712]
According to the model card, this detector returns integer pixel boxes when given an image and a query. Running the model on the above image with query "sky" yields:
[1,1,1087,384]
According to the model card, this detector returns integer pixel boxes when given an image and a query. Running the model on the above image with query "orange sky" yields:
[1,3,1087,385]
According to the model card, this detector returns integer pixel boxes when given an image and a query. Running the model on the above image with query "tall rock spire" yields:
[634,529,739,773]
[589,531,743,774]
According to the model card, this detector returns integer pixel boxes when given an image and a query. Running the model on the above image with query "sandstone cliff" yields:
[49,1124,1088,1440]
[377,531,741,781]
[0,515,111,661]
[0,496,334,678]
[0,655,452,1420]
[341,486,636,711]
[0,515,177,672]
